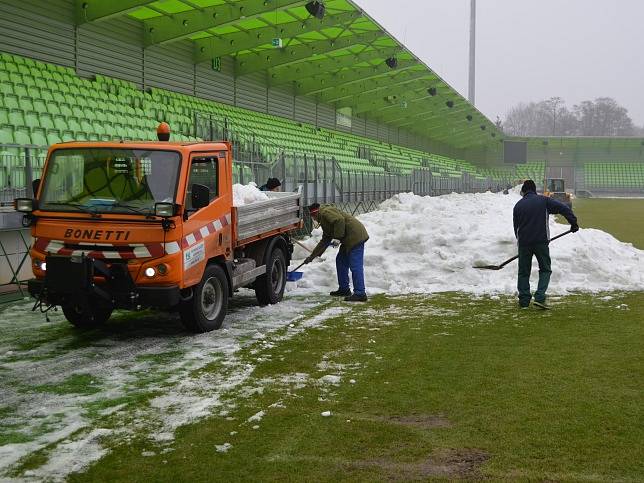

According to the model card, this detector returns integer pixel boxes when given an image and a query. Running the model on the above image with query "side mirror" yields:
[32,179,41,197]
[191,183,210,210]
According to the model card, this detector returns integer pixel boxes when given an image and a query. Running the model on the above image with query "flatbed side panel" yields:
[234,192,301,246]
[236,223,302,247]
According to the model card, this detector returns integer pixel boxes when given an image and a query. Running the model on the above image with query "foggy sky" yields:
[353,0,644,126]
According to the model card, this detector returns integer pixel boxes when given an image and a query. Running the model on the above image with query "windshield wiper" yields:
[110,202,154,217]
[44,202,101,217]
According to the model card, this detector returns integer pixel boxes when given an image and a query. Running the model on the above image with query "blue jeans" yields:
[336,242,366,296]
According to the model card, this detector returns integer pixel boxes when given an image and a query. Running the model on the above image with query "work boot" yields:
[533,300,551,310]
[345,293,368,302]
[330,288,351,297]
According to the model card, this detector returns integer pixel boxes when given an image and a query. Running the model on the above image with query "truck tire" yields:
[62,302,112,329]
[255,246,287,306]
[180,264,229,333]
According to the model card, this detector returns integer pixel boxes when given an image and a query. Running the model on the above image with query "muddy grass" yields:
[347,448,489,480]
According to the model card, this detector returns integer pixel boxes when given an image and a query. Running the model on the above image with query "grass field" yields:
[72,293,644,482]
[1,198,643,481]
[573,198,644,248]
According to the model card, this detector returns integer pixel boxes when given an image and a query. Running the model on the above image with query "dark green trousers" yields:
[517,243,552,306]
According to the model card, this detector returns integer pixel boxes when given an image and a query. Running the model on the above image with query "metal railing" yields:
[0,145,47,206]
[193,113,502,207]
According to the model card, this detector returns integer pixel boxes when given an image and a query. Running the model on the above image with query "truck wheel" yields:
[180,264,229,333]
[255,246,287,306]
[62,302,112,329]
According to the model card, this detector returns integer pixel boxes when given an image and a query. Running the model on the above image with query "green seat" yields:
[9,111,25,127]
[46,131,62,145]
[4,94,19,110]
[61,130,75,142]
[53,116,67,131]
[25,112,40,129]
[39,113,54,130]
[40,89,54,102]
[0,126,14,144]
[14,128,31,145]
[46,102,60,115]
[59,104,73,117]
[31,128,47,147]
[67,118,81,132]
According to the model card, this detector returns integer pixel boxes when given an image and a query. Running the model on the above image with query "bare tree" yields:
[503,98,576,136]
[573,98,635,136]
[502,97,635,137]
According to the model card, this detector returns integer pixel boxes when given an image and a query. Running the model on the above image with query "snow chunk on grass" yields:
[215,443,232,453]
[247,410,265,423]
[318,374,341,385]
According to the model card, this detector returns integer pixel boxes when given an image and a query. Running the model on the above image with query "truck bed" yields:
[234,191,302,245]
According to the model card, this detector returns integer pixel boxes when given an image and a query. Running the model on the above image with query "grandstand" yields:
[0,51,502,207]
[0,0,513,209]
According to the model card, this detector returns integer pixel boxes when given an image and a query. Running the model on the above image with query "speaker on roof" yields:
[305,1,326,19]
[445,100,454,108]
[385,57,398,69]
[427,87,437,96]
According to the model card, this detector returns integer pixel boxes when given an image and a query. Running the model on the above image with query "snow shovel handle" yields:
[290,261,307,272]
[498,229,573,269]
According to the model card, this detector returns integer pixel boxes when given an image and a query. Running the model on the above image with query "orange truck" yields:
[15,133,302,332]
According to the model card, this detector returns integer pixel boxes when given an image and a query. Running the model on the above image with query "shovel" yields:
[473,230,572,270]
[287,261,306,282]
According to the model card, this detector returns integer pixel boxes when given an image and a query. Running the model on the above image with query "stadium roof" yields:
[76,0,501,149]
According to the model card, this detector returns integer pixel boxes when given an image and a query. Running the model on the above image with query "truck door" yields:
[181,154,232,287]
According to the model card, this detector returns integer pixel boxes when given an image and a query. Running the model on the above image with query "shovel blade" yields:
[286,271,303,282]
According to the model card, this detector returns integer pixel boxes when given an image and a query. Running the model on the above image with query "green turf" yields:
[4,197,643,480]
[573,198,644,248]
[72,293,644,482]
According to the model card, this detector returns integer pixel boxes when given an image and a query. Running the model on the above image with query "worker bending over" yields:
[513,180,579,309]
[305,203,369,302]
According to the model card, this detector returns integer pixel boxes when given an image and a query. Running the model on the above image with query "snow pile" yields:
[294,190,644,295]
[233,182,268,206]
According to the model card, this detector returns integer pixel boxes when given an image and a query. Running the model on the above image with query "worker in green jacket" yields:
[304,203,369,302]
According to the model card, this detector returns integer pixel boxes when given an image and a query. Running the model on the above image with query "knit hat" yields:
[521,179,536,195]
[266,177,281,190]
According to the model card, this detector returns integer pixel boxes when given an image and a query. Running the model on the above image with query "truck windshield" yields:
[39,148,181,215]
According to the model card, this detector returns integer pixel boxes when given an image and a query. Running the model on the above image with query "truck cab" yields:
[16,137,302,332]
[543,178,573,208]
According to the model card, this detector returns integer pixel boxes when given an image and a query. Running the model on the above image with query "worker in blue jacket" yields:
[513,180,579,309]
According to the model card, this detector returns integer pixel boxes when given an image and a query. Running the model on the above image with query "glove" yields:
[304,255,315,264]
[570,223,579,233]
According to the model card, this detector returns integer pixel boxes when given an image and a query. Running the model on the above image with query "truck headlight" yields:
[155,202,175,217]
[15,198,34,213]
[144,267,156,278]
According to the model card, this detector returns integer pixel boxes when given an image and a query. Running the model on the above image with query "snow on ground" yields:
[291,189,644,295]
[1,188,642,480]
[0,294,342,481]
[232,182,268,206]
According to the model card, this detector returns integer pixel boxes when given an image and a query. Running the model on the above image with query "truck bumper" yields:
[28,278,181,310]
